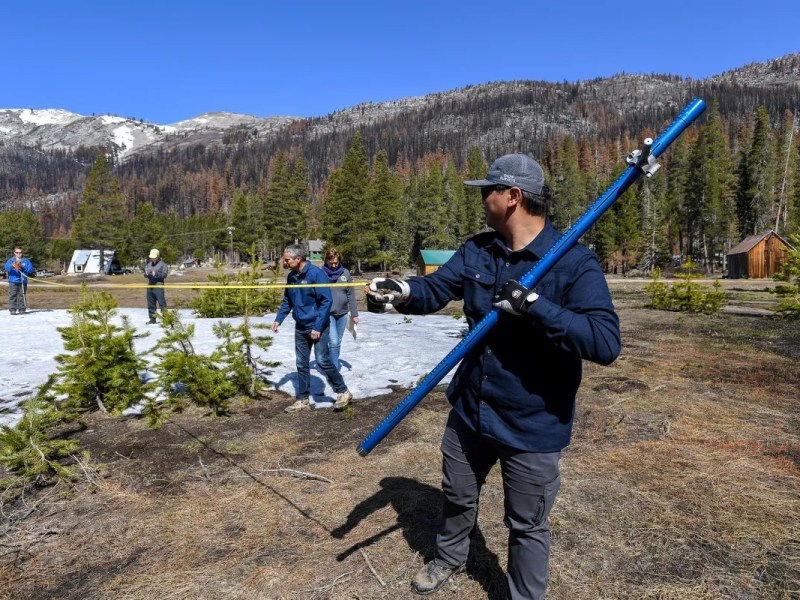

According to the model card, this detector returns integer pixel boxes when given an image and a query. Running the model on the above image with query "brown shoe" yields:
[333,390,353,410]
[284,398,311,413]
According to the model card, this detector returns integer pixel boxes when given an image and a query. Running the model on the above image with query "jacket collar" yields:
[488,218,561,260]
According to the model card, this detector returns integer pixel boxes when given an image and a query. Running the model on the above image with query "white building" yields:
[66,249,121,275]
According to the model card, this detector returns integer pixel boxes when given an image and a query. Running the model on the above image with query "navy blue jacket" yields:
[398,220,621,452]
[275,261,333,333]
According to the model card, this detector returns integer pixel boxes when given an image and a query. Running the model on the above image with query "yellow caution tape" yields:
[19,278,369,290]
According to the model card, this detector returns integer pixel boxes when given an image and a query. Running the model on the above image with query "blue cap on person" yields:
[464,153,546,195]
[149,248,160,259]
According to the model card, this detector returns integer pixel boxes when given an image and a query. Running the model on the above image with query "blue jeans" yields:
[327,313,348,370]
[436,411,561,600]
[294,326,347,400]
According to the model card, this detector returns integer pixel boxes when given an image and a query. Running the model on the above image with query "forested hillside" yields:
[1,54,798,272]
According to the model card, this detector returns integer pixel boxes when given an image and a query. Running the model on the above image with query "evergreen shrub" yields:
[645,258,728,315]
[190,260,281,318]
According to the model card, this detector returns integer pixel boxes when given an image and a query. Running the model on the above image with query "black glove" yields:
[365,278,411,313]
[492,279,539,315]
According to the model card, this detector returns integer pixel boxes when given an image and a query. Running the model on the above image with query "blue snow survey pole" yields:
[358,98,707,456]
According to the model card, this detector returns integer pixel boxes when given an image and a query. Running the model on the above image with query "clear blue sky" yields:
[3,0,798,124]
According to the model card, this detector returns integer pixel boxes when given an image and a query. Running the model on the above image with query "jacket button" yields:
[475,273,480,279]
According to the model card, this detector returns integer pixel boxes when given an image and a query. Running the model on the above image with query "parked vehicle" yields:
[109,267,132,275]
[35,269,56,278]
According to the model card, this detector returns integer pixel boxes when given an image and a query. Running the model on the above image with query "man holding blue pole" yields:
[5,247,35,315]
[366,154,622,599]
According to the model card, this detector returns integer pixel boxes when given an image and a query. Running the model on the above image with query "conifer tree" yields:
[51,290,149,415]
[230,189,260,258]
[413,159,449,252]
[262,152,295,256]
[444,158,467,246]
[550,136,586,230]
[287,154,310,242]
[145,310,236,427]
[211,314,280,399]
[323,132,377,269]
[121,202,169,265]
[0,209,47,266]
[73,152,127,270]
[638,175,670,271]
[0,391,81,487]
[740,106,777,234]
[367,150,405,269]
[663,135,691,260]
[189,258,281,318]
[683,100,735,270]
[464,147,488,236]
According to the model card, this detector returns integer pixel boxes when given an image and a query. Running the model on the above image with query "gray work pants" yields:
[434,410,561,600]
[146,285,167,319]
[8,281,27,313]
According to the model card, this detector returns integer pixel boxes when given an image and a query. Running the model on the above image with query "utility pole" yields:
[227,226,235,265]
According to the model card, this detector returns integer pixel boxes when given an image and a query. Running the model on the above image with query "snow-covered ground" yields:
[0,308,465,427]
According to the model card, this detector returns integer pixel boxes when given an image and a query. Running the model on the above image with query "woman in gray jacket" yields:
[321,247,358,370]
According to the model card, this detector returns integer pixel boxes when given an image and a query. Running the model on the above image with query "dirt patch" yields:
[2,279,799,599]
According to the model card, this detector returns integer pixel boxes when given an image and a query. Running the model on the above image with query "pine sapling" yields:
[146,310,236,427]
[0,386,81,489]
[52,288,150,415]
[212,313,280,399]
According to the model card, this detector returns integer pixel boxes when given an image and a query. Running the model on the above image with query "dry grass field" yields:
[1,274,798,599]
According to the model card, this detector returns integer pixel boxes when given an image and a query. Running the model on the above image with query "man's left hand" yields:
[492,280,539,315]
[310,329,321,341]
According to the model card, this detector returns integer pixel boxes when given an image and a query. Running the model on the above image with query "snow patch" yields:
[112,124,135,151]
[14,108,82,126]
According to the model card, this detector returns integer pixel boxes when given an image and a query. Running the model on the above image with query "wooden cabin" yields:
[726,231,794,279]
[416,250,456,276]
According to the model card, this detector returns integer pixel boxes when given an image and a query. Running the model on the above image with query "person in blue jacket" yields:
[272,244,353,413]
[4,247,35,315]
[366,154,621,599]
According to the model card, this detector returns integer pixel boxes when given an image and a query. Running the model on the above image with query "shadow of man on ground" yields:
[331,476,507,599]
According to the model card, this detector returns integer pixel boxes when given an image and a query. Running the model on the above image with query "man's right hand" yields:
[365,278,411,312]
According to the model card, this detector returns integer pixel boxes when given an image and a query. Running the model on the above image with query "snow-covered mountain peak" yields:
[9,108,83,126]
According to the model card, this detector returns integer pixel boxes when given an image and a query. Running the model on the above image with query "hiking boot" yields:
[147,318,157,325]
[284,398,311,413]
[9,311,16,315]
[411,560,464,595]
[18,309,25,314]
[333,390,353,410]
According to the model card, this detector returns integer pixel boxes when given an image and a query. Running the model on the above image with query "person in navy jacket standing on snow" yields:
[5,247,35,315]
[366,154,621,599]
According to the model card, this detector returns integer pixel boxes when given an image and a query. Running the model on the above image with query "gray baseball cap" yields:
[464,153,546,195]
